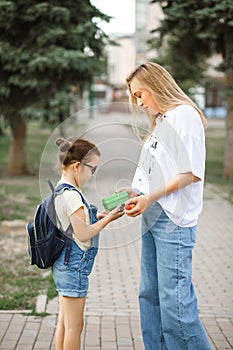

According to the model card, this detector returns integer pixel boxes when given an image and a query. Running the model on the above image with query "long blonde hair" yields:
[126,62,207,138]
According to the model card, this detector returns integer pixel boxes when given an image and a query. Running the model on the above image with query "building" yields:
[105,0,226,117]
[106,33,135,103]
[135,0,163,64]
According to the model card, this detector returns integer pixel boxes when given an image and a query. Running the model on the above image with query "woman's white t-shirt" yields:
[54,184,91,250]
[132,104,205,227]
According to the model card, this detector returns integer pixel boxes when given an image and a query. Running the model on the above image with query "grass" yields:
[0,182,40,221]
[205,125,233,204]
[0,120,57,313]
[0,260,57,312]
[0,118,232,312]
[0,121,52,221]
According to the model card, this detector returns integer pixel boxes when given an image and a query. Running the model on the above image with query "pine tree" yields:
[151,0,233,177]
[0,0,109,175]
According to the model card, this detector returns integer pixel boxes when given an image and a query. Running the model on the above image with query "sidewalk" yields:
[0,183,232,350]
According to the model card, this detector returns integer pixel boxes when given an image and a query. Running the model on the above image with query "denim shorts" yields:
[52,240,98,298]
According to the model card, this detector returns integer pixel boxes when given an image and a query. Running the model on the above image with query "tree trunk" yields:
[224,63,233,179]
[0,115,6,136]
[224,90,233,178]
[223,29,233,178]
[58,111,66,138]
[223,72,233,178]
[8,116,30,175]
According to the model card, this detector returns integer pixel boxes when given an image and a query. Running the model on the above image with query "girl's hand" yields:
[97,210,109,220]
[107,204,125,221]
[116,187,139,199]
[124,195,152,217]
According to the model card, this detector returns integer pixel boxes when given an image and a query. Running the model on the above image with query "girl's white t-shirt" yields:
[132,104,205,227]
[54,184,91,250]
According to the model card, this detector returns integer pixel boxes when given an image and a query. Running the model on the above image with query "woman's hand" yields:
[116,187,139,199]
[124,172,200,218]
[124,194,152,217]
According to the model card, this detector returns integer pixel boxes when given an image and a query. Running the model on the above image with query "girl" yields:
[52,136,124,350]
[124,62,212,350]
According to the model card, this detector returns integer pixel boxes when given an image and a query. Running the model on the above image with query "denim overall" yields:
[52,183,99,298]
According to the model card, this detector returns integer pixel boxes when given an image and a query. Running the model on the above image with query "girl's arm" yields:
[70,205,124,242]
[125,172,200,217]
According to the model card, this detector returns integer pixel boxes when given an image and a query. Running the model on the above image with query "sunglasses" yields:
[81,162,97,175]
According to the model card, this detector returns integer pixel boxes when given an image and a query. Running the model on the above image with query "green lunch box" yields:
[102,191,129,210]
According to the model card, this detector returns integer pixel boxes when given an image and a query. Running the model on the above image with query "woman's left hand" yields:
[124,194,152,217]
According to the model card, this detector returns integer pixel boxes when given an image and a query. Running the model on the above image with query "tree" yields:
[150,0,233,178]
[148,34,208,99]
[0,0,110,175]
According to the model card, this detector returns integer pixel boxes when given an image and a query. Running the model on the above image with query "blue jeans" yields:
[139,202,212,350]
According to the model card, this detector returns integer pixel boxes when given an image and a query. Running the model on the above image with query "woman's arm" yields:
[70,205,124,242]
[116,186,139,198]
[125,172,200,217]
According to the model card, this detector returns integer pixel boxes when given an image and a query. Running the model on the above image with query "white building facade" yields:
[105,0,226,117]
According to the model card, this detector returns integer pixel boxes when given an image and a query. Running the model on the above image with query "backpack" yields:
[27,179,88,269]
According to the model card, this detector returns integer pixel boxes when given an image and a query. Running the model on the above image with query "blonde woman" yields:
[124,62,212,350]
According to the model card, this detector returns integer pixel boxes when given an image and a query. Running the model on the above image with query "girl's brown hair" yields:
[126,62,207,138]
[56,137,100,167]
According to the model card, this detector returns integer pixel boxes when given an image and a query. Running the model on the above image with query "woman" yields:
[124,62,212,350]
[52,137,124,350]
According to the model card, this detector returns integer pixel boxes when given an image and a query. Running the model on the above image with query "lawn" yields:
[0,121,57,313]
[205,123,233,204]
[0,121,52,221]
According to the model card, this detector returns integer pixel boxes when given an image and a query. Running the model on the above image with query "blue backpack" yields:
[27,179,98,269]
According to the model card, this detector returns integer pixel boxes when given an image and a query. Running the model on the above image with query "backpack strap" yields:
[54,183,88,206]
[47,178,55,193]
[51,182,91,264]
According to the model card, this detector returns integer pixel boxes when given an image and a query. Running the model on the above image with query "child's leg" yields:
[62,296,86,350]
[55,296,65,350]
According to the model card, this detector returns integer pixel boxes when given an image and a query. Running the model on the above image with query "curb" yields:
[36,294,47,314]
